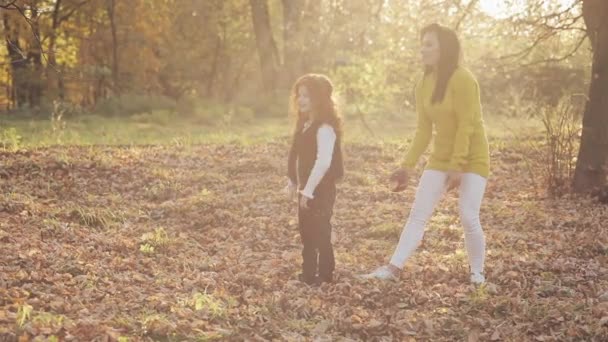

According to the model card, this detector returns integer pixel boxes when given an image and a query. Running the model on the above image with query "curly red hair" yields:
[290,73,342,138]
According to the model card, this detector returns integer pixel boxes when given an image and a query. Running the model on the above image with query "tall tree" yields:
[281,0,303,86]
[46,0,90,99]
[573,0,608,193]
[26,0,42,106]
[2,9,28,107]
[249,0,280,92]
[106,0,119,94]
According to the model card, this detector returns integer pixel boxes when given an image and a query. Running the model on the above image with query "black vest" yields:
[288,122,343,195]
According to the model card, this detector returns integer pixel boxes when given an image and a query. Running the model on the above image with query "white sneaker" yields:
[470,272,485,285]
[361,266,398,280]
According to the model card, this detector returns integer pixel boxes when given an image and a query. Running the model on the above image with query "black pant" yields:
[298,185,336,282]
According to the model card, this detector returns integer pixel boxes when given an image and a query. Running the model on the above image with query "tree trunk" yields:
[47,0,88,100]
[47,0,63,99]
[281,0,303,87]
[26,0,43,107]
[249,0,280,92]
[107,0,119,94]
[2,11,28,107]
[206,32,222,97]
[299,0,323,74]
[573,0,608,193]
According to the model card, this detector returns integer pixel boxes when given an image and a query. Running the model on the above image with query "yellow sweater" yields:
[402,67,490,178]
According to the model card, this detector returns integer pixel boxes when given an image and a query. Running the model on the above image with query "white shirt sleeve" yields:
[300,124,336,199]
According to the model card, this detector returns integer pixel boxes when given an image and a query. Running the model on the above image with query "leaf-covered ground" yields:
[0,139,607,341]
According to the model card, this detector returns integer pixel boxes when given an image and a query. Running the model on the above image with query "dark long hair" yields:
[421,23,461,104]
[290,73,343,138]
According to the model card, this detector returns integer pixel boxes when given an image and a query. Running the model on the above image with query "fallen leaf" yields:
[313,320,332,335]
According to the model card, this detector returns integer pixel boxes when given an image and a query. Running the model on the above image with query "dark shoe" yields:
[298,273,318,285]
[318,274,333,284]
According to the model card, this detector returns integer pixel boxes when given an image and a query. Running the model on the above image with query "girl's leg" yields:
[298,196,318,283]
[316,187,336,282]
[458,173,487,277]
[389,170,448,268]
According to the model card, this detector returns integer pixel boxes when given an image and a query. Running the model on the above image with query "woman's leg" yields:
[389,170,448,268]
[458,173,487,277]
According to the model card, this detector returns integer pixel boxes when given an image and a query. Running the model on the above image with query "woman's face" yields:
[420,31,440,67]
[297,85,312,114]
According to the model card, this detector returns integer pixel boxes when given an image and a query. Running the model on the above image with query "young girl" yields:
[286,74,344,285]
[364,23,491,285]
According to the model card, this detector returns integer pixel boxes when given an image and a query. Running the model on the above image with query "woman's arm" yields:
[449,69,480,171]
[401,82,432,169]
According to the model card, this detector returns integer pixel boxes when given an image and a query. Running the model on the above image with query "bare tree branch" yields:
[519,33,588,67]
[454,0,479,31]
[2,0,96,82]
[489,1,587,67]
[496,30,556,61]
[58,0,90,24]
[0,1,18,10]
[0,57,27,66]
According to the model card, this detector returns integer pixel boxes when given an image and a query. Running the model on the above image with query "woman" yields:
[364,23,490,285]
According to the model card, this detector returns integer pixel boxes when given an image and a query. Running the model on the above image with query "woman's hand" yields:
[390,168,411,192]
[446,170,462,191]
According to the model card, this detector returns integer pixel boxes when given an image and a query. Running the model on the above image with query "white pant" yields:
[389,170,487,275]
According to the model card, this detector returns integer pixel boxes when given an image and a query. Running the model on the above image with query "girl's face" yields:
[297,85,312,114]
[420,31,440,67]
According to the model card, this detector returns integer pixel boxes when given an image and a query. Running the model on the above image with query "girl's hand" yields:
[283,180,297,201]
[446,170,462,191]
[299,195,311,210]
